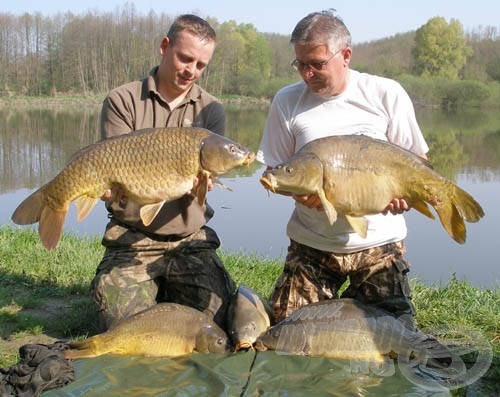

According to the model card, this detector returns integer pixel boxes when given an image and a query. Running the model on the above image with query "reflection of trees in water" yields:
[1,106,499,193]
[0,108,100,193]
[225,104,269,151]
[426,129,500,182]
[215,104,269,178]
[426,131,466,179]
[418,106,500,181]
[461,130,500,182]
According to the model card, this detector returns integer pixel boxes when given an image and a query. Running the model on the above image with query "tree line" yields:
[1,5,499,104]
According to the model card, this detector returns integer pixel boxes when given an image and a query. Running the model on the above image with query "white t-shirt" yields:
[257,69,429,253]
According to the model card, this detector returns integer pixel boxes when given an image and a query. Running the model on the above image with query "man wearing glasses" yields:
[257,10,429,326]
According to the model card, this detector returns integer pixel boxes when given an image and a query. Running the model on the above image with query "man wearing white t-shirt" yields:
[257,10,429,326]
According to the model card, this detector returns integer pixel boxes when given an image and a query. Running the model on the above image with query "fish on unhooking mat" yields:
[254,298,458,369]
[227,285,271,350]
[64,303,231,359]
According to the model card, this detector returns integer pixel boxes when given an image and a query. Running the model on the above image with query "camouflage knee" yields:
[342,244,416,322]
[164,246,235,330]
[90,253,159,331]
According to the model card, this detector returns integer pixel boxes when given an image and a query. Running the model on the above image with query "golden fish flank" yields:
[260,134,484,244]
[254,298,450,363]
[11,127,255,250]
[64,303,230,359]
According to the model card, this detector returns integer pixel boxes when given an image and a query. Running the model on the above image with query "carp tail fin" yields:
[11,188,45,225]
[432,181,484,244]
[64,337,103,359]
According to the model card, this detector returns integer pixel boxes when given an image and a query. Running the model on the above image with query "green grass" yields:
[1,226,498,395]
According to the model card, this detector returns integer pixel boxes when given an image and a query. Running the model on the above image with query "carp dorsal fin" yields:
[140,201,166,226]
[345,215,368,238]
[412,200,435,219]
[74,195,99,222]
[317,189,338,225]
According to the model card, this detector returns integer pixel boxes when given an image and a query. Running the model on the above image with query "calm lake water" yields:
[1,104,498,288]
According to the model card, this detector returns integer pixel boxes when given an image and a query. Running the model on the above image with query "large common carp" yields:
[64,303,230,359]
[227,285,271,350]
[12,127,255,249]
[260,134,484,244]
[254,298,451,364]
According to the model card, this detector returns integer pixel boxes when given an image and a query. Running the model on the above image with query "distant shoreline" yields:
[0,94,270,109]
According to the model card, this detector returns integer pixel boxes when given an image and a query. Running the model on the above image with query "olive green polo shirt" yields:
[100,66,225,238]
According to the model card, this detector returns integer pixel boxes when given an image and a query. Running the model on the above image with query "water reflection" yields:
[0,108,100,192]
[1,106,499,287]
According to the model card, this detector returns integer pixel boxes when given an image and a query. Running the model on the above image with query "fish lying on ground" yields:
[227,285,271,350]
[254,298,454,366]
[64,303,231,359]
[11,127,255,249]
[260,134,484,244]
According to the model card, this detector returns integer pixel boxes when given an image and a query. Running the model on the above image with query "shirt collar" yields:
[147,66,202,104]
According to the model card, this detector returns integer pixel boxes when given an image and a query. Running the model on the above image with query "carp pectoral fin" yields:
[39,206,67,250]
[140,201,166,226]
[195,171,210,205]
[345,215,368,238]
[74,196,99,221]
[412,200,435,219]
[317,189,337,225]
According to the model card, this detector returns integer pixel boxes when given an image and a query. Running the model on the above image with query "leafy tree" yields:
[209,21,272,96]
[352,32,415,77]
[412,17,472,79]
[463,26,500,81]
[0,7,498,101]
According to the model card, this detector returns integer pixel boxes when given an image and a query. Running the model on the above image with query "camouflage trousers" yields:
[90,221,235,332]
[269,240,415,326]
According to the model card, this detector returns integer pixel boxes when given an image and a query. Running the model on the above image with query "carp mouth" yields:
[260,174,276,192]
[242,151,256,166]
[235,340,254,351]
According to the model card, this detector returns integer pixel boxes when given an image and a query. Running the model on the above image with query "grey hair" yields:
[290,9,351,52]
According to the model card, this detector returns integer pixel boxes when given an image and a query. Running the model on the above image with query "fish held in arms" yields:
[260,134,484,244]
[12,127,256,250]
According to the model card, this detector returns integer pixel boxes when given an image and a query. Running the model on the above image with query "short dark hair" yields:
[291,9,351,52]
[167,14,216,44]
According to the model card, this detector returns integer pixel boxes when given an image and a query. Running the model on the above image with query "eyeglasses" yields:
[291,47,344,72]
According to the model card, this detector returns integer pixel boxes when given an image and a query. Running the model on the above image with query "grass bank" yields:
[0,226,498,394]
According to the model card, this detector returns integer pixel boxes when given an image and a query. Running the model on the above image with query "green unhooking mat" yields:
[2,343,453,396]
